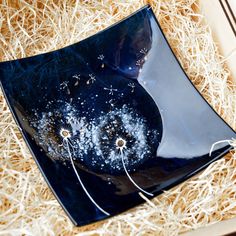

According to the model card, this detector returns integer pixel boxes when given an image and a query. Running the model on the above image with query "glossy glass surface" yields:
[0,5,235,226]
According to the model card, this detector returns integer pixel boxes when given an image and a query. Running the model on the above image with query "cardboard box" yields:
[200,0,236,82]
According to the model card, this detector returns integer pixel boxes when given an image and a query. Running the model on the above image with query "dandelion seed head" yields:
[60,128,71,139]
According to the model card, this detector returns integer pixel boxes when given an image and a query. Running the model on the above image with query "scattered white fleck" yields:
[60,81,69,90]
[72,74,80,80]
[140,48,148,54]
[31,103,158,173]
[108,99,115,107]
[72,74,80,86]
[104,85,118,95]
[97,54,105,60]
[136,60,142,66]
[128,83,135,93]
[87,74,96,84]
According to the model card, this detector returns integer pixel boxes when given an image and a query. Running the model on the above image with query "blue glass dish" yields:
[0,5,235,226]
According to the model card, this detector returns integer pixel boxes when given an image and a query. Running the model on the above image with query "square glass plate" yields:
[0,5,235,226]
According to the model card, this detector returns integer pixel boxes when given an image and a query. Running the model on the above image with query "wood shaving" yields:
[0,0,235,235]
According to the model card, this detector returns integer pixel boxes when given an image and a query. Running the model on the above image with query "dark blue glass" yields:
[0,5,235,226]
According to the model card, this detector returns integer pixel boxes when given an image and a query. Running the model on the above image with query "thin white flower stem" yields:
[120,150,153,197]
[209,139,234,157]
[64,138,110,216]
